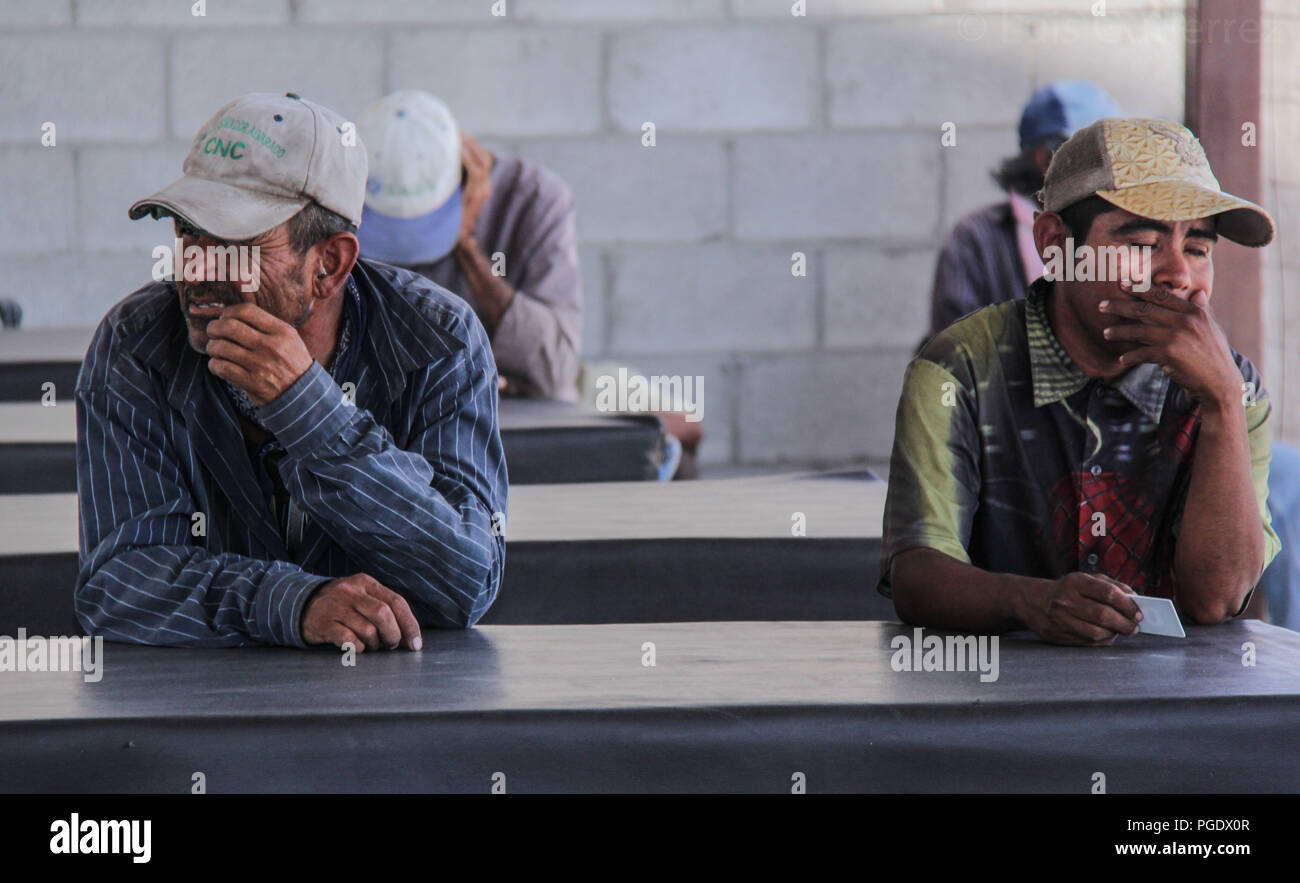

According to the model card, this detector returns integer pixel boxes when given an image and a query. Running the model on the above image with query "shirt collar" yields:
[1024,278,1169,424]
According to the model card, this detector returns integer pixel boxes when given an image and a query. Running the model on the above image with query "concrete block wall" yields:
[1264,0,1300,444]
[0,0,1189,469]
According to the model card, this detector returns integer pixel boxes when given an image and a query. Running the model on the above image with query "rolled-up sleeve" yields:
[1242,368,1282,578]
[878,357,982,597]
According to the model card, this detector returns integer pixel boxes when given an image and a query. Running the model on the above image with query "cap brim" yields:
[128,174,308,242]
[357,189,463,266]
[1096,180,1275,247]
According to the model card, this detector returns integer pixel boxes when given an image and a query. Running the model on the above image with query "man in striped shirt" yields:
[74,93,508,651]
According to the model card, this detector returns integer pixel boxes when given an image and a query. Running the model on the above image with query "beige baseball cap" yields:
[1040,117,1274,247]
[129,92,368,241]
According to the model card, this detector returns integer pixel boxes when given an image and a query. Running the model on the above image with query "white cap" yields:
[129,92,368,241]
[356,89,465,264]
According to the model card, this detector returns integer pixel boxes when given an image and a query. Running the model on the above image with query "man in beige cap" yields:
[74,92,508,651]
[879,117,1280,645]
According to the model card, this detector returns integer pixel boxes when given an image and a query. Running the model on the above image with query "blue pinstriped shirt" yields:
[74,258,509,648]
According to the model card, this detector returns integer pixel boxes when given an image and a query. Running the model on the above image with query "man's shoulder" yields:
[915,297,1025,380]
[946,201,1014,243]
[78,281,184,392]
[490,154,574,210]
[356,259,487,359]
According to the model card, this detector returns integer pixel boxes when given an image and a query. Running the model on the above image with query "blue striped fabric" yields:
[73,258,508,647]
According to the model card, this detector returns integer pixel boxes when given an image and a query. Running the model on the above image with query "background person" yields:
[357,89,581,402]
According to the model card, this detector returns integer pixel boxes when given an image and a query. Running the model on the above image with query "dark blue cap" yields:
[1019,81,1122,150]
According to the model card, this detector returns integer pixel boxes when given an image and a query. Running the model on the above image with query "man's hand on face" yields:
[459,132,494,245]
[1017,572,1143,646]
[301,573,423,652]
[1100,283,1242,410]
[204,302,315,407]
[453,234,515,332]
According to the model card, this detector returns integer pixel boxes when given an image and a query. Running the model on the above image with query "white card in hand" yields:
[1133,594,1186,638]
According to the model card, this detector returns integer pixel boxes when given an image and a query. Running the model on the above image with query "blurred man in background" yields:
[357,89,581,402]
[925,81,1121,342]
[357,89,703,477]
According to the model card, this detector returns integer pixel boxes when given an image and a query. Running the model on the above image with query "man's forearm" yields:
[261,361,506,627]
[77,543,326,648]
[891,547,1045,632]
[1174,398,1266,623]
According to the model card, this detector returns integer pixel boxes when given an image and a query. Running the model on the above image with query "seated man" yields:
[356,89,581,401]
[75,92,508,651]
[880,117,1280,644]
[357,89,704,476]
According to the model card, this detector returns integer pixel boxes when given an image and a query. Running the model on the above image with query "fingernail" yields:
[413,636,423,651]
[1136,612,1143,621]
[1099,300,1109,310]
[1102,327,1111,338]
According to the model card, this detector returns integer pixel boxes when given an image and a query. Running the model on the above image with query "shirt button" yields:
[1090,464,1102,477]
[1086,553,1099,566]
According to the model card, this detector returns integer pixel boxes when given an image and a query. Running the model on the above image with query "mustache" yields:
[183,282,241,306]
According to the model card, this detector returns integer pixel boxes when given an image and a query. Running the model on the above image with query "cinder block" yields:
[730,0,922,17]
[942,125,1016,231]
[607,244,817,353]
[76,0,288,25]
[390,29,603,137]
[608,25,817,132]
[0,0,71,26]
[1031,13,1185,121]
[579,245,606,358]
[733,133,941,240]
[828,18,1033,129]
[932,0,1177,10]
[518,0,725,20]
[517,137,728,243]
[4,253,152,328]
[299,0,496,23]
[736,349,912,463]
[823,246,937,350]
[169,31,384,139]
[77,143,191,254]
[1266,102,1300,186]
[0,34,165,143]
[0,148,75,257]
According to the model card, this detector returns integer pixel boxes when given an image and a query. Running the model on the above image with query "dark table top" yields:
[3,620,1297,792]
[3,620,1295,722]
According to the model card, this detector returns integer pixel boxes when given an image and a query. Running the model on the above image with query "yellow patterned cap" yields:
[1040,117,1274,247]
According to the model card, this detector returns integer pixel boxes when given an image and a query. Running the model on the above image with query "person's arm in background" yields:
[882,358,1142,644]
[75,345,333,648]
[453,143,582,401]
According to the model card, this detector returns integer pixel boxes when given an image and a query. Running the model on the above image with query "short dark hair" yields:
[991,135,1067,199]
[1056,194,1121,242]
[286,201,355,254]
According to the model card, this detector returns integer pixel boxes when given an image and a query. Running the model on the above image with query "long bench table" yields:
[0,619,1295,793]
[0,398,667,493]
[0,328,92,402]
[0,474,890,635]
